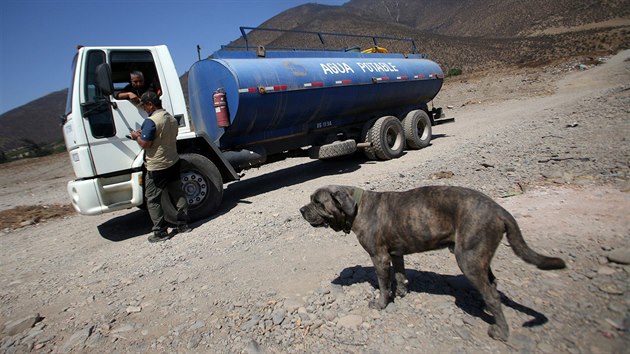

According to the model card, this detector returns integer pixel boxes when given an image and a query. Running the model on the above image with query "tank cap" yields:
[256,45,266,57]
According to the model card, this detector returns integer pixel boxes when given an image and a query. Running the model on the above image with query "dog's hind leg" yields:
[488,268,497,290]
[370,254,393,309]
[392,255,409,297]
[456,249,509,341]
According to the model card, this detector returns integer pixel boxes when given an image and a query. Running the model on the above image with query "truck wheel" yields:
[162,153,223,223]
[308,140,357,159]
[402,110,432,149]
[361,121,377,160]
[368,116,405,160]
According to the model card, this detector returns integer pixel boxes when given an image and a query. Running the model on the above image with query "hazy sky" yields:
[0,0,348,114]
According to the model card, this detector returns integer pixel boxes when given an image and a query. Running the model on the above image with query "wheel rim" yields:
[385,125,403,151]
[181,170,208,209]
[417,118,429,140]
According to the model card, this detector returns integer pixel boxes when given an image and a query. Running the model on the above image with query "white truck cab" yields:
[63,45,193,216]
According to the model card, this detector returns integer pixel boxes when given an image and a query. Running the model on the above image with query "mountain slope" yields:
[0,90,67,151]
[345,0,630,37]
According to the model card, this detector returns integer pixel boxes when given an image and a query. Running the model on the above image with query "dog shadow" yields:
[332,265,548,328]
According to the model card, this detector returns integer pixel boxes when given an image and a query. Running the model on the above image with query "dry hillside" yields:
[346,0,630,37]
[249,0,630,69]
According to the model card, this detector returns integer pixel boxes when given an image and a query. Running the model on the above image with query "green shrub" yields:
[446,68,463,77]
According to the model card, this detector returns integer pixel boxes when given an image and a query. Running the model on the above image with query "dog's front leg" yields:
[392,255,409,297]
[370,254,392,309]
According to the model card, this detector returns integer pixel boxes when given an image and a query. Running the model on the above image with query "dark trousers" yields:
[145,161,188,232]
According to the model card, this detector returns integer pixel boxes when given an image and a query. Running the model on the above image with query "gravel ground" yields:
[1,50,629,354]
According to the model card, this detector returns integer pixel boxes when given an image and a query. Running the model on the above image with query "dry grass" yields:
[0,204,76,231]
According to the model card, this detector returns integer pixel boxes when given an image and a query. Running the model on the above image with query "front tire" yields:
[162,153,223,223]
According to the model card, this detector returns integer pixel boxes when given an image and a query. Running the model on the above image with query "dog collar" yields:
[352,188,364,205]
[342,188,364,234]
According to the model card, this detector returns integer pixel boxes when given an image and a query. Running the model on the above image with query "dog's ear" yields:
[332,189,356,218]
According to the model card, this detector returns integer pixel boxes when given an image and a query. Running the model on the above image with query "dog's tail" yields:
[503,212,566,270]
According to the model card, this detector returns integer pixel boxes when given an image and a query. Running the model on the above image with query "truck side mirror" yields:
[95,63,114,96]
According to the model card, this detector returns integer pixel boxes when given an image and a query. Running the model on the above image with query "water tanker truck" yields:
[62,28,451,222]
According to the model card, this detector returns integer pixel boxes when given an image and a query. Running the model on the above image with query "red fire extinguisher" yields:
[213,88,230,128]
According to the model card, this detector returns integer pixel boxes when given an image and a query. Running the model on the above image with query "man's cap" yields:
[140,91,160,105]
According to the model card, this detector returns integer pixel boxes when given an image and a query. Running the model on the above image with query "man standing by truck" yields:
[130,91,191,242]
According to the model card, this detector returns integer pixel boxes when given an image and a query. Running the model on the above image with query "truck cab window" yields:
[65,54,78,116]
[85,50,107,102]
[110,51,160,101]
[83,50,115,138]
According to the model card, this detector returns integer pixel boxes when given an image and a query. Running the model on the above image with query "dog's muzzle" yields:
[300,205,328,228]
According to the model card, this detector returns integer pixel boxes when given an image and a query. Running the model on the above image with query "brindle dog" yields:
[300,185,566,341]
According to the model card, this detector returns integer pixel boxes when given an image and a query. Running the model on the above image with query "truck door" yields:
[80,49,144,176]
[80,48,184,176]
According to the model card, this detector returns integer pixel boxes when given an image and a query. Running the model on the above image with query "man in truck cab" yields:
[130,91,191,242]
[116,70,161,104]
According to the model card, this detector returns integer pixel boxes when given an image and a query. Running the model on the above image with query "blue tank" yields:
[188,50,443,153]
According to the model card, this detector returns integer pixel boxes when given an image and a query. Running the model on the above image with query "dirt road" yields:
[1,51,629,353]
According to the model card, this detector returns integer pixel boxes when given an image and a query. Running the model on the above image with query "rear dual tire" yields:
[367,116,405,160]
[402,110,432,149]
[363,111,432,160]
